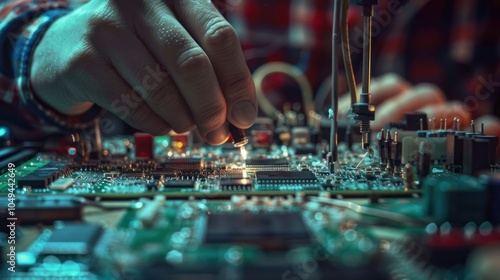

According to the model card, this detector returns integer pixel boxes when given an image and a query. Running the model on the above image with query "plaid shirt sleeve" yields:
[0,0,99,140]
[228,0,500,119]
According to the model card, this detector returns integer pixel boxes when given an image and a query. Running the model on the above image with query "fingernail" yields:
[206,125,230,145]
[231,101,256,127]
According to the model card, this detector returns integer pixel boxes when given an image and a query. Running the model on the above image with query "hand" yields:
[339,73,471,131]
[30,0,257,145]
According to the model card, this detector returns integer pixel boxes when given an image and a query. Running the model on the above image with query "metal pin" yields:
[432,117,436,130]
[394,131,399,142]
[457,118,460,130]
[420,118,423,130]
[471,120,475,134]
[429,118,432,131]
[444,119,447,130]
[439,118,444,130]
[355,150,371,169]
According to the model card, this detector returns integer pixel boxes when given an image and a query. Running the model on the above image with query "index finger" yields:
[173,0,257,129]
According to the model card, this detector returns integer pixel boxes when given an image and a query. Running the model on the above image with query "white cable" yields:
[253,62,314,124]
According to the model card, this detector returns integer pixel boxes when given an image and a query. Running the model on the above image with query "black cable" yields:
[330,0,341,166]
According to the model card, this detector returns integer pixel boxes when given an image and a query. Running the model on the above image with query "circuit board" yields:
[1,118,499,280]
[0,138,420,200]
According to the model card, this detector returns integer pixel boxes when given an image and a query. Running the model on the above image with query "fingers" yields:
[135,1,229,144]
[95,28,195,134]
[172,0,257,129]
[87,66,172,136]
[418,101,471,130]
[372,83,446,130]
[369,73,411,105]
[339,73,410,117]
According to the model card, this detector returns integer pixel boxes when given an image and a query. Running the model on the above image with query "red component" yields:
[171,133,189,151]
[134,133,153,160]
[251,130,273,149]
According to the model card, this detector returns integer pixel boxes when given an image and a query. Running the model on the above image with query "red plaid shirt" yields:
[2,0,500,139]
[227,0,500,118]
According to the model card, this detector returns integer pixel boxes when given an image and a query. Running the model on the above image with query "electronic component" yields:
[403,163,415,189]
[245,158,289,171]
[255,171,317,184]
[294,143,317,155]
[291,127,310,145]
[163,179,196,189]
[446,131,466,172]
[219,178,253,191]
[0,195,82,225]
[229,123,248,147]
[385,112,429,131]
[17,161,71,189]
[134,133,153,160]
[384,130,392,170]
[391,131,402,171]
[417,141,431,181]
[378,129,386,168]
[463,135,499,175]
[251,129,273,149]
[163,158,202,171]
[41,224,103,256]
[204,212,310,250]
[423,175,487,224]
[136,195,166,227]
[49,177,75,191]
[169,131,191,153]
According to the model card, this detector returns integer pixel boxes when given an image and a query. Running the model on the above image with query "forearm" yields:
[0,0,99,139]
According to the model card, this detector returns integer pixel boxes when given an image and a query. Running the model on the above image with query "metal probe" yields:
[351,0,377,150]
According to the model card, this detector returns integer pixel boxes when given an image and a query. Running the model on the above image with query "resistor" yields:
[403,163,415,189]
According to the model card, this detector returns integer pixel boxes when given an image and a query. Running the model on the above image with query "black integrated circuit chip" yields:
[204,212,310,250]
[294,143,317,155]
[41,224,103,256]
[18,162,72,189]
[219,178,253,191]
[255,171,317,184]
[245,158,289,171]
[163,179,196,189]
[162,158,201,171]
